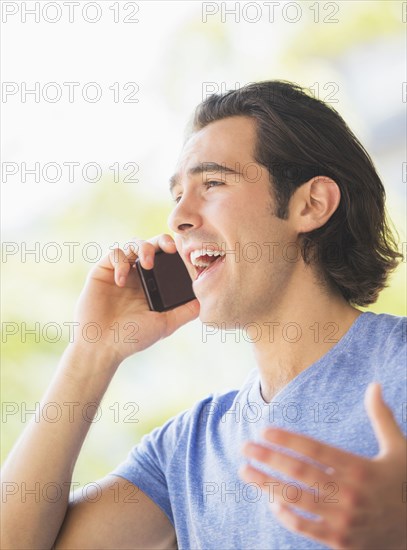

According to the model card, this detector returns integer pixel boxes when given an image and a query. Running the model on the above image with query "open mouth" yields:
[190,250,225,280]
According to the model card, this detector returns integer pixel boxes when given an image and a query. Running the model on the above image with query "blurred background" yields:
[1,0,406,485]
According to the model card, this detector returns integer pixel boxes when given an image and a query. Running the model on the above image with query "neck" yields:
[248,273,362,402]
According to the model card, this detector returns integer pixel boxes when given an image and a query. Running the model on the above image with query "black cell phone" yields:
[135,250,196,312]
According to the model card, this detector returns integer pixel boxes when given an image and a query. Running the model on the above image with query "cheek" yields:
[209,197,245,232]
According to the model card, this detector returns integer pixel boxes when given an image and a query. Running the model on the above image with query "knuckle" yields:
[291,461,306,478]
[349,463,367,483]
[160,232,173,241]
[332,532,350,549]
[157,234,176,251]
[288,513,302,532]
[308,441,318,454]
[109,247,122,261]
[342,484,365,509]
[339,510,356,530]
[130,239,143,254]
[121,242,135,257]
[144,239,156,251]
[343,487,359,507]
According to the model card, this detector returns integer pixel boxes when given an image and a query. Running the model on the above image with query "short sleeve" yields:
[110,409,190,525]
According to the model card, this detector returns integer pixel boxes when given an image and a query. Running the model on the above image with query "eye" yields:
[173,180,224,204]
[205,180,225,189]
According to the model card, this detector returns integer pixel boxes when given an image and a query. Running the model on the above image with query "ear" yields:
[289,176,341,234]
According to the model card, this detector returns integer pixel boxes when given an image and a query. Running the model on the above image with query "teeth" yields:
[190,247,225,267]
[194,259,212,268]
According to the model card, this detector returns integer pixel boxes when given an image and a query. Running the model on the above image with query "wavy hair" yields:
[190,80,403,306]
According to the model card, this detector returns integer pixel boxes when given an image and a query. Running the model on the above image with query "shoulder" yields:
[357,312,406,427]
[359,311,405,338]
[142,369,258,452]
[354,312,406,359]
[349,311,406,377]
[172,369,257,427]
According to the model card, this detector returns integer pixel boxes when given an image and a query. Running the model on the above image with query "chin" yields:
[199,304,241,330]
[198,303,223,327]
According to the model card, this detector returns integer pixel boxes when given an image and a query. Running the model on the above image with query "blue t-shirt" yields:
[111,312,407,549]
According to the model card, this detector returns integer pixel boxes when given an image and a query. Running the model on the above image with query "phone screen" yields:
[136,251,195,312]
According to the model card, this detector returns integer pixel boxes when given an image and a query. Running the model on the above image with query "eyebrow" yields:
[169,162,241,194]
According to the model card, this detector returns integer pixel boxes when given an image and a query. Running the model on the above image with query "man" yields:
[2,81,406,549]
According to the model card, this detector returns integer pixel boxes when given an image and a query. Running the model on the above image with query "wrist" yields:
[62,340,122,380]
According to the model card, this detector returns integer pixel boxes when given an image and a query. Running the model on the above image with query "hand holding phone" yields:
[136,250,195,312]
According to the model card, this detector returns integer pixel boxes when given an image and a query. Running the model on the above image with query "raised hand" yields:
[240,383,407,549]
[73,234,200,365]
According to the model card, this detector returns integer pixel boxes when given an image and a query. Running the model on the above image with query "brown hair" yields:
[190,80,403,307]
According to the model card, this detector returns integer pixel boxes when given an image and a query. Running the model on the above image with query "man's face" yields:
[168,115,299,326]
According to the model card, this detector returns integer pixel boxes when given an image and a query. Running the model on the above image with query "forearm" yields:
[1,343,120,550]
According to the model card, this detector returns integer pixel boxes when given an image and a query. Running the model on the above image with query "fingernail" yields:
[144,255,152,267]
[241,441,251,453]
[119,276,126,286]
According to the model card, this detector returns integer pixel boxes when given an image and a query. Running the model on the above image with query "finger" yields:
[124,238,151,269]
[156,233,177,253]
[364,383,403,455]
[270,502,335,548]
[242,441,335,485]
[239,464,341,518]
[125,234,177,270]
[108,247,133,287]
[261,428,355,471]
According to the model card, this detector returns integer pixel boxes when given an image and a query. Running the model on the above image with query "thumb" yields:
[364,382,402,455]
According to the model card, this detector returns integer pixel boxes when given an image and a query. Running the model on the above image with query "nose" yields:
[167,193,203,234]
